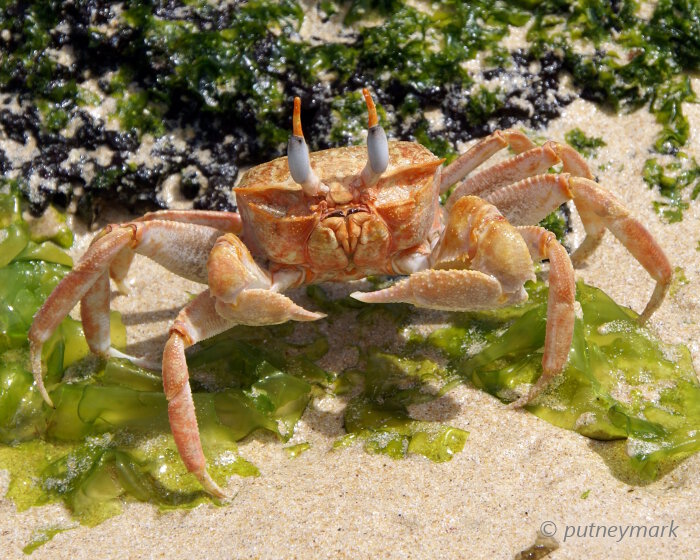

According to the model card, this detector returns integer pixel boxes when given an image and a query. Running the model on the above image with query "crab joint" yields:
[288,97,323,196]
[360,88,389,187]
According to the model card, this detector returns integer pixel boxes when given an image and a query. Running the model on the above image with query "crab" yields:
[28,89,671,498]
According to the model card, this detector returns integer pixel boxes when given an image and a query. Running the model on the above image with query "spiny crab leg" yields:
[165,234,324,497]
[28,220,223,406]
[485,173,672,322]
[287,97,324,196]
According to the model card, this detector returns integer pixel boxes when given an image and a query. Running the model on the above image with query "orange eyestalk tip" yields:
[293,96,303,137]
[362,88,378,128]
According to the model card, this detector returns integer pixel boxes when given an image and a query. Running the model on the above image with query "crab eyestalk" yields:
[360,88,389,187]
[287,97,323,196]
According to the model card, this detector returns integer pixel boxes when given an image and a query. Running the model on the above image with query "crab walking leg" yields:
[485,174,672,322]
[508,226,576,408]
[163,291,237,499]
[135,210,243,234]
[444,137,611,266]
[29,226,135,405]
[79,269,162,368]
[109,246,136,295]
[439,129,535,194]
[570,177,672,322]
[484,174,574,225]
[109,213,240,294]
[79,271,111,355]
[164,237,323,497]
[549,142,604,265]
[445,143,561,210]
[29,220,223,406]
[109,211,242,294]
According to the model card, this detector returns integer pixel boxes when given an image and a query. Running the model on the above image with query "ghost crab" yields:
[29,89,671,497]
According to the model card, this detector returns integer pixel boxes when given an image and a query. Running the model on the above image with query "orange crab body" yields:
[236,142,443,282]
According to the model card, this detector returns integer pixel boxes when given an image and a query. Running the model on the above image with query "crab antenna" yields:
[361,88,389,187]
[288,97,322,196]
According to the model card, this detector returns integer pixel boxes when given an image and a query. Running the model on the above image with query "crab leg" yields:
[135,210,243,234]
[485,173,672,322]
[439,129,535,193]
[442,134,618,269]
[78,269,162,368]
[351,269,505,310]
[508,226,576,408]
[353,196,535,310]
[164,291,237,498]
[164,235,323,497]
[445,143,561,209]
[547,143,604,265]
[108,211,243,294]
[79,271,111,355]
[29,220,223,406]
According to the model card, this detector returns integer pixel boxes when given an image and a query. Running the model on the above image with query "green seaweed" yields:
[337,351,468,462]
[565,128,607,157]
[420,281,700,480]
[643,157,700,223]
[538,208,569,244]
[284,442,311,458]
[22,526,74,555]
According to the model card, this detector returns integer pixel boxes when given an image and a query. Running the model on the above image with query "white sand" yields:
[2,82,699,560]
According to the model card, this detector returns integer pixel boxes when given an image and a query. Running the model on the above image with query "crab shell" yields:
[235,141,444,280]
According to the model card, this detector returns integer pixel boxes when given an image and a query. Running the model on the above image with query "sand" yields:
[1,83,699,559]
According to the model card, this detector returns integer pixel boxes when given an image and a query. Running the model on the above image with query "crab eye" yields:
[361,88,389,186]
[367,123,389,174]
[287,97,322,196]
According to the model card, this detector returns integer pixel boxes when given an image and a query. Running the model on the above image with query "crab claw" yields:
[360,88,389,187]
[287,97,323,196]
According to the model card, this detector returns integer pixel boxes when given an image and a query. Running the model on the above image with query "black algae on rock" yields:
[0,1,696,221]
